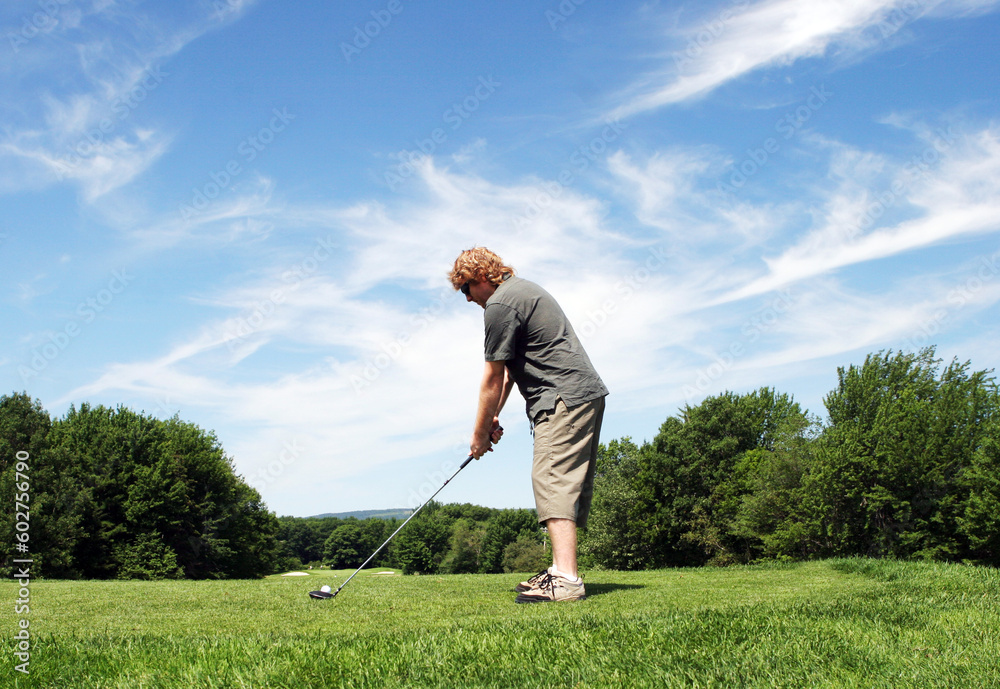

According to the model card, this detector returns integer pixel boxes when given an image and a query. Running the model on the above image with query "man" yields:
[450,247,608,603]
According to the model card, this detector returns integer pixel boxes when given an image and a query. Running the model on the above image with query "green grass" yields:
[3,559,999,688]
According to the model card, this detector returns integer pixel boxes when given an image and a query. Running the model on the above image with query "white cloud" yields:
[0,0,259,201]
[50,156,644,490]
[121,175,279,249]
[719,124,1000,303]
[606,149,711,233]
[55,272,486,492]
[50,117,1000,512]
[607,0,998,120]
[332,157,616,293]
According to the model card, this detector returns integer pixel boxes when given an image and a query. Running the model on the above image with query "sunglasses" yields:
[460,282,471,296]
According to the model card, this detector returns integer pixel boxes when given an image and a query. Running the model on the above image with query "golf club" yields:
[312,432,499,600]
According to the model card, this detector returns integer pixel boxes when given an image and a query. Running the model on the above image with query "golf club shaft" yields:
[332,453,476,597]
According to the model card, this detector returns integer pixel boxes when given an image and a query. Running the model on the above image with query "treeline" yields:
[277,503,548,575]
[4,346,997,579]
[0,394,282,579]
[0,390,550,580]
[581,348,1000,569]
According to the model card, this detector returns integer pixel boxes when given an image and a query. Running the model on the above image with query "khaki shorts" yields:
[531,396,606,528]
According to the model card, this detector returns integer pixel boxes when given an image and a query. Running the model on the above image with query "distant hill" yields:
[307,508,412,520]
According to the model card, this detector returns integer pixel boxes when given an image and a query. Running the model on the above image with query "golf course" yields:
[4,558,998,688]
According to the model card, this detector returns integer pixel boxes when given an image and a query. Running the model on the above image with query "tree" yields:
[730,446,813,560]
[1,397,283,579]
[324,522,364,568]
[581,438,652,570]
[206,480,282,579]
[812,348,998,561]
[637,388,814,567]
[956,423,1000,565]
[359,517,393,568]
[0,393,88,578]
[115,532,184,580]
[479,508,540,574]
[278,517,327,566]
[439,518,487,574]
[502,533,548,573]
[389,502,452,574]
[439,502,494,522]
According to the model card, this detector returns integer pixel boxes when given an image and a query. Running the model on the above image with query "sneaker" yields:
[515,571,586,603]
[514,569,552,593]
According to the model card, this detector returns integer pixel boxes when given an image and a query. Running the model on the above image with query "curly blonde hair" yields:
[449,247,515,289]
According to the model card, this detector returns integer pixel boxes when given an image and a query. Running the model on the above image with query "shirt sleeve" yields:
[483,303,519,362]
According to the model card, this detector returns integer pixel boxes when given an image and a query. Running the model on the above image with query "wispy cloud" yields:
[49,113,1000,509]
[117,174,279,249]
[607,0,1000,120]
[0,0,259,201]
[51,154,647,486]
[718,124,1000,303]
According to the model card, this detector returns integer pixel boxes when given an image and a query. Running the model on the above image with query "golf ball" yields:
[320,585,331,593]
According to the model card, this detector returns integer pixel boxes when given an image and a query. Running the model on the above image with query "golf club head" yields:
[309,584,335,599]
[310,444,483,601]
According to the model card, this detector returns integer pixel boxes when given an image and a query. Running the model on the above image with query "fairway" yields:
[3,559,999,688]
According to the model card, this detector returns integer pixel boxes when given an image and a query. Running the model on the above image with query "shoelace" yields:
[526,570,549,587]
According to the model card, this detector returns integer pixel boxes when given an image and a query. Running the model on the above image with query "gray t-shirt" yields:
[483,276,608,421]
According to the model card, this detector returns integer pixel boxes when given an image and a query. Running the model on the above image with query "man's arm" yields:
[471,360,506,459]
[496,365,515,417]
[489,366,515,444]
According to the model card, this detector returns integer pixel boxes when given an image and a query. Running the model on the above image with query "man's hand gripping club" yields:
[470,360,513,459]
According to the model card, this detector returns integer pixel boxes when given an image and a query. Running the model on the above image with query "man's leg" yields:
[519,396,604,601]
[547,517,578,580]
[516,516,586,602]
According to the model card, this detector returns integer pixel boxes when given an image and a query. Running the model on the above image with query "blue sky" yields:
[2,0,999,518]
